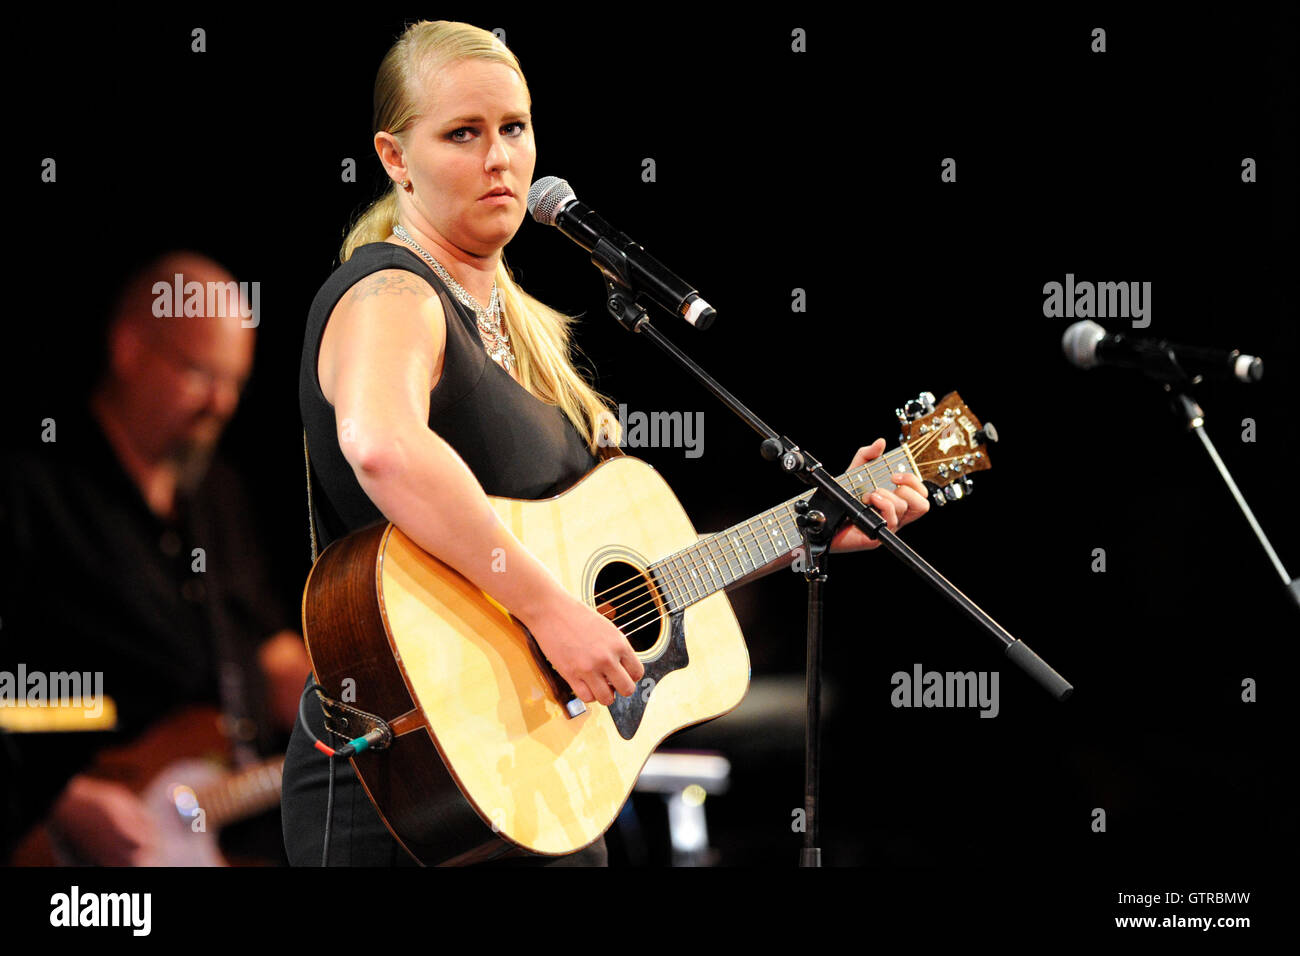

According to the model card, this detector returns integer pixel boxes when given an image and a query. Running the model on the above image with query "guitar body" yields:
[302,455,751,866]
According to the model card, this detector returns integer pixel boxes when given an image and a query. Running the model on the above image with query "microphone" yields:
[527,176,716,329]
[1062,320,1263,384]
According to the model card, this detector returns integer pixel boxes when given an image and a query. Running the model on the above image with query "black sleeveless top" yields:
[300,242,598,552]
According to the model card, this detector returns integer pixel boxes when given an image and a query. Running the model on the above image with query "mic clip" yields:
[603,273,650,333]
[1129,338,1199,386]
[591,236,634,295]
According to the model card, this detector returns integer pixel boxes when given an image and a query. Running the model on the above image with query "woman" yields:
[283,19,930,866]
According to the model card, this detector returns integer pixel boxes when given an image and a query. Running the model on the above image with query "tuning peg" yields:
[925,481,946,507]
[899,391,937,423]
[938,475,975,504]
[974,423,998,446]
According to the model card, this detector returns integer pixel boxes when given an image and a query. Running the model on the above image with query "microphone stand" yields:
[599,277,1073,867]
[1124,345,1298,614]
[1166,387,1300,614]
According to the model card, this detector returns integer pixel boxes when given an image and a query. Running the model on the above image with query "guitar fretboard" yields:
[648,446,918,612]
[195,757,285,830]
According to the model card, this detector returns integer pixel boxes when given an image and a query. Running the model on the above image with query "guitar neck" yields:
[648,444,919,612]
[194,756,285,831]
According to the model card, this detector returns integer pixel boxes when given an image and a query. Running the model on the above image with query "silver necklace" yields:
[392,224,516,373]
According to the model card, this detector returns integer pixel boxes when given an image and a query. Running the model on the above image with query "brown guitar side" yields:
[301,524,518,866]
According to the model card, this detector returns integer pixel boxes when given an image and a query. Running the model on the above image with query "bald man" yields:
[1,252,309,866]
[94,252,258,517]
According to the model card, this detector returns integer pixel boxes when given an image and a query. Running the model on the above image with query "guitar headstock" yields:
[896,391,997,507]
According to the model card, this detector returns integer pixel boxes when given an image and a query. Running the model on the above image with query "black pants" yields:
[281,679,607,866]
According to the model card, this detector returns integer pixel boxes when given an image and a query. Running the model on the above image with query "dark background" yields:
[2,1,1296,891]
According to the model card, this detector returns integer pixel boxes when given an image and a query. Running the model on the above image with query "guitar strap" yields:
[301,431,396,746]
[303,428,320,565]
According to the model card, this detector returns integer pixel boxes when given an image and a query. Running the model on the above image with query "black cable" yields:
[323,755,335,868]
[296,679,329,750]
[298,680,338,867]
[297,679,391,867]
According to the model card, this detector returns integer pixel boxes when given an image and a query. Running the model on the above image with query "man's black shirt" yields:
[0,403,295,845]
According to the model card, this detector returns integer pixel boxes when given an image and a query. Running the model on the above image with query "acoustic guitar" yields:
[302,391,995,865]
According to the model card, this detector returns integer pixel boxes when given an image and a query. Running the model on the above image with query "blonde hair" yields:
[340,19,619,452]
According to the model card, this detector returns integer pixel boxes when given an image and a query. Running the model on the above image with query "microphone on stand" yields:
[1062,320,1263,384]
[527,176,717,330]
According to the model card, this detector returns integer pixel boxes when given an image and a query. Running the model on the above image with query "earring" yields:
[400,179,411,191]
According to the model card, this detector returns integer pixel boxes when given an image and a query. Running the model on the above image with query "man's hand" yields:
[48,775,159,866]
[259,629,312,733]
[829,438,930,552]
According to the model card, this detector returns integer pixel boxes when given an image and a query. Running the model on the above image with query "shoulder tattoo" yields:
[349,271,433,303]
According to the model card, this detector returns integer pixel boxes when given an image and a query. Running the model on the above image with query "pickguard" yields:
[607,609,689,740]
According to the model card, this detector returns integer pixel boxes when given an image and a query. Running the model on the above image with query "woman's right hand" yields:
[518,591,645,707]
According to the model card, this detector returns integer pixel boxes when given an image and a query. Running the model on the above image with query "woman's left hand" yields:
[829,438,931,552]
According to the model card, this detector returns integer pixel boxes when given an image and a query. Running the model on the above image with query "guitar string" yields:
[594,493,818,638]
[594,450,931,634]
[587,451,911,612]
[618,489,988,642]
[604,438,986,635]
[600,448,924,624]
[579,413,975,625]
[647,420,980,605]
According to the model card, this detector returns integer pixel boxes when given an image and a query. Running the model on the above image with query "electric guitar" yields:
[301,391,995,865]
[10,705,285,866]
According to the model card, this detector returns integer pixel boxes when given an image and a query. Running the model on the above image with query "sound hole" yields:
[592,561,664,653]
